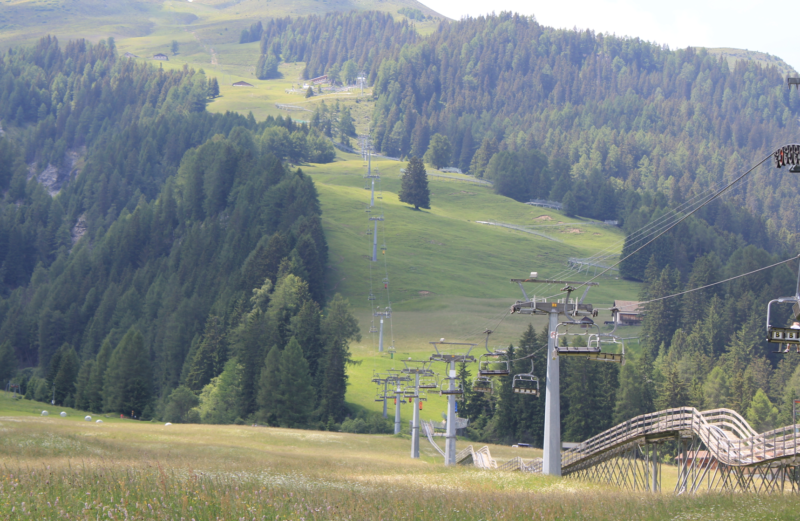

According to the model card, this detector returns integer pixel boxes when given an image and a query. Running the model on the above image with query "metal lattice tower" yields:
[509,276,599,476]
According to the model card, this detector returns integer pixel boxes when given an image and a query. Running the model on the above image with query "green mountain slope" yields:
[0,0,443,51]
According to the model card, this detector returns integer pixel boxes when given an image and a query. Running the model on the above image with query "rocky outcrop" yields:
[28,147,85,197]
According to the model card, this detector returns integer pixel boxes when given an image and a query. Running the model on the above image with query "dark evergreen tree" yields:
[185,316,227,392]
[399,156,430,210]
[103,328,153,417]
[86,339,112,413]
[277,337,314,427]
[256,344,282,423]
[52,345,79,405]
[318,295,360,421]
[0,340,17,386]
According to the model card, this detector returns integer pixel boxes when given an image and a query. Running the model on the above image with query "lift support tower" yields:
[510,277,598,476]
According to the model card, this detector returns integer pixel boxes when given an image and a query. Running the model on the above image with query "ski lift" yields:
[419,375,438,389]
[381,244,387,255]
[439,377,464,396]
[473,376,493,393]
[766,296,800,353]
[512,361,540,396]
[382,277,389,289]
[369,326,378,333]
[367,227,373,235]
[478,353,510,376]
[581,334,627,364]
[368,293,376,301]
[387,343,396,353]
[555,321,602,355]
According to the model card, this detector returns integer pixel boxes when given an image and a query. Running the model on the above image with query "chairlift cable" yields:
[544,151,775,297]
[627,254,800,306]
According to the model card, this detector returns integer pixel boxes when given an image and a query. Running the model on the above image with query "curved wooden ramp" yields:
[456,445,498,469]
[560,407,800,493]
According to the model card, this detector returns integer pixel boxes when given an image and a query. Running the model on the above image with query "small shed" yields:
[613,300,643,326]
[152,53,169,61]
[232,81,254,87]
[123,52,138,59]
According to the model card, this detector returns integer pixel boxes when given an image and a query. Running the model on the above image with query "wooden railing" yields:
[561,407,800,472]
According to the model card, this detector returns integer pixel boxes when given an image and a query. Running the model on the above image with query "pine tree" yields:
[613,350,655,423]
[338,106,355,139]
[86,339,112,412]
[52,346,79,405]
[469,137,498,178]
[185,316,227,392]
[256,345,282,423]
[494,344,518,442]
[318,295,360,421]
[277,337,314,427]
[0,340,17,386]
[290,300,323,380]
[399,156,430,210]
[103,328,153,417]
[208,78,220,99]
[655,365,689,410]
[73,360,94,411]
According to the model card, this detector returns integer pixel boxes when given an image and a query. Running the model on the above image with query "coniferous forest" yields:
[0,36,357,428]
[235,10,800,443]
[3,9,800,444]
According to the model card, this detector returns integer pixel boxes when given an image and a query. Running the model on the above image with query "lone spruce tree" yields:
[399,156,430,210]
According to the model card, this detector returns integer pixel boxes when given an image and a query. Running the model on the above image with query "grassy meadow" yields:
[300,151,644,425]
[3,392,799,520]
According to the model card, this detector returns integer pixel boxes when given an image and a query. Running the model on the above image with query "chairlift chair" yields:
[477,353,511,376]
[368,293,376,301]
[369,326,378,333]
[473,376,493,393]
[419,375,439,389]
[512,374,540,396]
[439,378,464,396]
[555,321,602,355]
[766,297,800,353]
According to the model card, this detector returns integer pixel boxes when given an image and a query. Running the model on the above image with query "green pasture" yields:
[302,153,642,422]
[2,392,799,520]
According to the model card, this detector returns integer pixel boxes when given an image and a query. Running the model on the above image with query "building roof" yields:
[675,450,712,461]
[123,52,138,58]
[614,300,642,313]
[152,53,168,59]
[232,81,254,87]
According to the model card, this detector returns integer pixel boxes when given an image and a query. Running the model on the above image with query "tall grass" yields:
[1,408,798,520]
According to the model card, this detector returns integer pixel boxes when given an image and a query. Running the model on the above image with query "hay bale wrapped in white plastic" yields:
[60,412,67,417]
[41,410,49,416]
[84,415,91,421]
[96,420,103,424]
